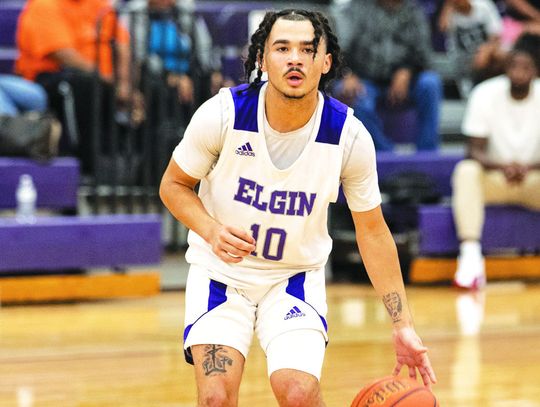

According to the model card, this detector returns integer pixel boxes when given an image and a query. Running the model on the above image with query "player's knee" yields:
[198,388,234,407]
[272,374,321,407]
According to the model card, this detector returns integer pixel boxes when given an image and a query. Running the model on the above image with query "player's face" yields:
[261,18,332,100]
[507,52,537,90]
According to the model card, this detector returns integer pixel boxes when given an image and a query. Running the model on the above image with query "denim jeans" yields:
[352,71,442,151]
[0,74,47,116]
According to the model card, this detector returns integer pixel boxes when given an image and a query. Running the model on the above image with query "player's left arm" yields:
[351,206,437,387]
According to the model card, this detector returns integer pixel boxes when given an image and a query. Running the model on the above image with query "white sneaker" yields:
[453,242,486,290]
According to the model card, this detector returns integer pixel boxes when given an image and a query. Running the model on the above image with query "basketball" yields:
[350,375,439,407]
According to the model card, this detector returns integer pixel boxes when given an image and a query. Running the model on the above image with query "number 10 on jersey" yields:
[250,224,287,261]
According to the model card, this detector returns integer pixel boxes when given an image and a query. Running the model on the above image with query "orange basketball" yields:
[350,375,439,407]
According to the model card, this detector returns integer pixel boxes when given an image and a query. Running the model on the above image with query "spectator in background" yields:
[0,74,47,116]
[451,38,540,289]
[438,0,506,89]
[330,0,442,151]
[126,0,232,125]
[15,0,138,173]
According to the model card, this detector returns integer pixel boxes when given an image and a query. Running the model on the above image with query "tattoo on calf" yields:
[383,291,403,323]
[202,345,233,376]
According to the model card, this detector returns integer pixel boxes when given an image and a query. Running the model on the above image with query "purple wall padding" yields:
[0,157,80,209]
[0,1,24,47]
[419,205,540,255]
[0,214,162,272]
[0,1,24,73]
[376,151,463,196]
[378,107,419,144]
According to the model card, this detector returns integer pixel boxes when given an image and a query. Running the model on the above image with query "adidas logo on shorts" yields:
[235,142,255,157]
[284,306,306,320]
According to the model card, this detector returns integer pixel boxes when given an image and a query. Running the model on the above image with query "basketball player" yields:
[160,9,437,406]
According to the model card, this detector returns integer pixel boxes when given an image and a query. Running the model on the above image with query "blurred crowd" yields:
[2,0,539,167]
[2,0,540,164]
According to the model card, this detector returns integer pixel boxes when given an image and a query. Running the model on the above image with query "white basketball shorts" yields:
[183,265,329,379]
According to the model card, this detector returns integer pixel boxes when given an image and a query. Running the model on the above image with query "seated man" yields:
[330,0,443,151]
[451,37,540,289]
[126,0,232,125]
[15,0,137,173]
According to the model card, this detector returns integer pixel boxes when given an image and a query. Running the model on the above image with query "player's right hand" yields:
[209,224,257,263]
[392,326,437,389]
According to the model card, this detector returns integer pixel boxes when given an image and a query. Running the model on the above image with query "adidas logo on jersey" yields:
[284,306,306,320]
[235,142,255,157]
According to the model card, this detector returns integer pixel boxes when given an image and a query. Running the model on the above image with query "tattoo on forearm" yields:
[383,291,403,323]
[202,345,233,376]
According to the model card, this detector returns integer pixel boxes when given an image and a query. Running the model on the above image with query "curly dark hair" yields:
[512,33,540,71]
[243,9,343,92]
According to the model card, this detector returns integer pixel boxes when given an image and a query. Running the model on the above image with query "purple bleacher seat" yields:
[337,151,463,204]
[0,157,80,210]
[419,205,540,255]
[0,214,162,272]
[376,151,463,197]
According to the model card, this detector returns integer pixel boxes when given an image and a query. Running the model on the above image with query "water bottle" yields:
[16,174,37,224]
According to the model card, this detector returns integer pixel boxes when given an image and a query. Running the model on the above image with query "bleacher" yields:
[331,148,540,284]
[0,157,162,303]
[0,157,79,210]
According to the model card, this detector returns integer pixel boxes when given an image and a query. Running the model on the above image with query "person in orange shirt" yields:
[15,0,136,173]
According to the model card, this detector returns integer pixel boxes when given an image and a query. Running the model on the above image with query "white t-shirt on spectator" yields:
[448,0,502,54]
[462,75,540,164]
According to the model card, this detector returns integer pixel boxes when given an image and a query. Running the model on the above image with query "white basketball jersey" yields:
[185,82,354,288]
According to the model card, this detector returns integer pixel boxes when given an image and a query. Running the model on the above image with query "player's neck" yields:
[264,86,319,133]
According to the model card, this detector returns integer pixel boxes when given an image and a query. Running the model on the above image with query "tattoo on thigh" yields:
[383,291,403,323]
[202,345,233,376]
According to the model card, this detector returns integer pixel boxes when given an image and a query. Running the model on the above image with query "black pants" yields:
[36,69,114,175]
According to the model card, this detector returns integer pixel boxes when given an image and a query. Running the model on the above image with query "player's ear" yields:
[259,51,267,73]
[322,53,332,75]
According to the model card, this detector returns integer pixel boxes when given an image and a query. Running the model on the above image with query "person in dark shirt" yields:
[331,0,442,151]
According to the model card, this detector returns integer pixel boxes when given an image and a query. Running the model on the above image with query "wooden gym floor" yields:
[1,282,539,407]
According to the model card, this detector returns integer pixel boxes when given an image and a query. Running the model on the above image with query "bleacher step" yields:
[419,205,540,255]
[0,271,160,304]
[410,257,540,283]
[0,214,162,272]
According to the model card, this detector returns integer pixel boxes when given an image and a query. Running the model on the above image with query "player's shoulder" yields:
[323,93,350,115]
[312,93,354,146]
[345,114,374,144]
[227,82,264,99]
[197,90,227,115]
[187,91,227,137]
